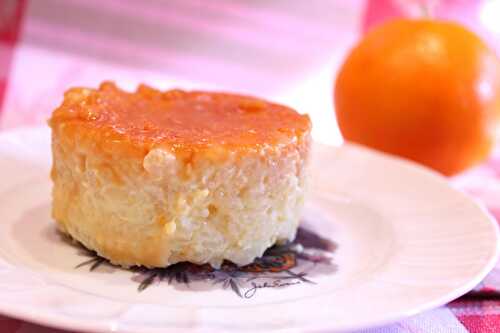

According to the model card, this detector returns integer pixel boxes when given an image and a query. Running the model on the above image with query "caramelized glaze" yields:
[50,82,311,155]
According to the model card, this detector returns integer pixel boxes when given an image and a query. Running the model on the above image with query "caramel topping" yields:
[50,82,311,153]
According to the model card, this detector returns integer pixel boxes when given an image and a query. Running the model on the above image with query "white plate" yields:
[0,127,498,333]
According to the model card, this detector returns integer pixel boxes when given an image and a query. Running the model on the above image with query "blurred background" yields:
[0,0,498,147]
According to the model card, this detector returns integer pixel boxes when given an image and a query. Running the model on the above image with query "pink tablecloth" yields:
[1,0,500,332]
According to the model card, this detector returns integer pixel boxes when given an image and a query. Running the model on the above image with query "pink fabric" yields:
[0,0,25,113]
[1,0,500,332]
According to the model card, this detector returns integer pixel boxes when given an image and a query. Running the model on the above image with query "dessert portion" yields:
[49,82,311,268]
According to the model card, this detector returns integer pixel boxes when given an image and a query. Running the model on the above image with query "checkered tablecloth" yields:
[1,0,500,332]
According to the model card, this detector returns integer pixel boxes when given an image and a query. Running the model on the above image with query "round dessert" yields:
[49,82,311,268]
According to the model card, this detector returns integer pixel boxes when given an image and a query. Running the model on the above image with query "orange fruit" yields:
[334,19,500,175]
